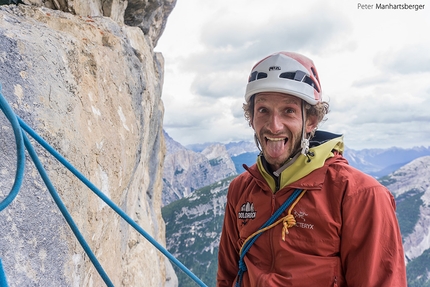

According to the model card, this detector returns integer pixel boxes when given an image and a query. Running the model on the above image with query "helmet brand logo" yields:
[269,66,281,71]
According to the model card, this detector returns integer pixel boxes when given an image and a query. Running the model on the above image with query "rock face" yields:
[162,131,237,206]
[0,1,176,286]
[19,0,175,47]
[162,177,233,286]
[383,156,430,262]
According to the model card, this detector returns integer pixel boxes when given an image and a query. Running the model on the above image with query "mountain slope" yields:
[162,176,235,286]
[162,131,237,206]
[380,156,430,286]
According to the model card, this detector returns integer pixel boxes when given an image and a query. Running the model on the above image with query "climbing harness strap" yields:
[235,188,307,287]
[0,85,208,287]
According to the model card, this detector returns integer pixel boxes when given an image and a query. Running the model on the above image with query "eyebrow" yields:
[255,95,301,105]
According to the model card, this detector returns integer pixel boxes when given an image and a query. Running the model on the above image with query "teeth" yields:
[266,137,286,141]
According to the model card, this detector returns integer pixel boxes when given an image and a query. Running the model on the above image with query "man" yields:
[216,52,407,287]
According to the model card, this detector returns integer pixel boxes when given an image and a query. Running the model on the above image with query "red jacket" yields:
[217,148,406,286]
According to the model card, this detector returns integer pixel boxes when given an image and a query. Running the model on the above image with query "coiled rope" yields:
[0,84,207,287]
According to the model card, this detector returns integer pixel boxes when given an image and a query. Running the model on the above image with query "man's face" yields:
[251,92,317,171]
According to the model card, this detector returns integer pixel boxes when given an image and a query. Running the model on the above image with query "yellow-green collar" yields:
[257,136,344,193]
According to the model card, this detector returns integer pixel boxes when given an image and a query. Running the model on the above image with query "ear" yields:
[305,115,318,134]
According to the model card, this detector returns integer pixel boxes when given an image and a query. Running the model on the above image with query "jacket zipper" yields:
[275,175,280,192]
[271,194,276,214]
[333,276,338,287]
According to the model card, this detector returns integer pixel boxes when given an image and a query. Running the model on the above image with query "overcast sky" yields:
[155,0,430,150]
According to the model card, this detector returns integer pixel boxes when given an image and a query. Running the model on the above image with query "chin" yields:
[263,154,289,170]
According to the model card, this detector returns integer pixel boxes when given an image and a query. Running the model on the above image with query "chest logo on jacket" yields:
[293,210,308,221]
[293,209,314,230]
[238,201,257,226]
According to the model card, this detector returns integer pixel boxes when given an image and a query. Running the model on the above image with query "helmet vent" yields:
[311,67,318,77]
[248,71,268,83]
[257,72,267,79]
[279,71,320,93]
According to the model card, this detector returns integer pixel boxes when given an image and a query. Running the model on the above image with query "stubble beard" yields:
[258,129,302,171]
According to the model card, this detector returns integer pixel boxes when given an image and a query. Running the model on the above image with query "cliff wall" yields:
[0,0,176,286]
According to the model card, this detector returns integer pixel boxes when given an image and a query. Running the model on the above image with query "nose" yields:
[267,112,284,134]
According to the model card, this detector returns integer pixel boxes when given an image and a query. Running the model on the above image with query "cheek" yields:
[251,115,263,130]
[290,123,305,139]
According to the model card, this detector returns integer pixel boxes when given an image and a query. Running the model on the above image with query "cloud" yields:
[231,98,246,120]
[180,0,352,74]
[352,74,392,88]
[158,0,430,149]
[199,1,352,53]
[163,97,219,128]
[190,70,245,99]
[330,83,430,120]
[328,120,430,150]
[178,1,353,102]
[374,44,430,75]
[322,63,430,149]
[164,102,254,146]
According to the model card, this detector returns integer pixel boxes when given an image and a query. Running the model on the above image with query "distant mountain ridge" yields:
[186,140,259,157]
[162,131,237,206]
[344,146,430,177]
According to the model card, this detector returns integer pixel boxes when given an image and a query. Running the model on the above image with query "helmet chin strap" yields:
[300,101,311,156]
[254,133,262,152]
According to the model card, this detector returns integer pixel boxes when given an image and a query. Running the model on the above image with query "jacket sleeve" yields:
[217,183,240,287]
[340,184,407,287]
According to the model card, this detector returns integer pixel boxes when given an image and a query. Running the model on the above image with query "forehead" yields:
[255,92,302,105]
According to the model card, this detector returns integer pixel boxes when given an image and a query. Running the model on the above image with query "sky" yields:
[155,0,430,150]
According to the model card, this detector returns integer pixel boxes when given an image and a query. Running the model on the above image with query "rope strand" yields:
[0,86,208,287]
[236,189,307,286]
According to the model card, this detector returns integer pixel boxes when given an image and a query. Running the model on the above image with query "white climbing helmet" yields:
[245,52,322,105]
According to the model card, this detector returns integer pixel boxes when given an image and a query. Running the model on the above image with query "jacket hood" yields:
[255,131,344,192]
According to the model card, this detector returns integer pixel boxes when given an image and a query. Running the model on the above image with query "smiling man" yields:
[216,52,407,287]
[252,92,317,171]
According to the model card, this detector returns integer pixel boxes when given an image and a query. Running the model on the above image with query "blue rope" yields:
[21,130,115,287]
[0,259,7,287]
[0,84,25,212]
[18,117,207,287]
[235,188,303,287]
[0,86,208,287]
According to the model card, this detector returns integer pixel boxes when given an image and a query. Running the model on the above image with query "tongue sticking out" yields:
[265,138,287,159]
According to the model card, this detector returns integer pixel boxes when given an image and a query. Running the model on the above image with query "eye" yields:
[285,108,295,114]
[257,107,268,113]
